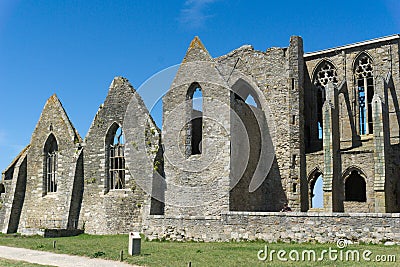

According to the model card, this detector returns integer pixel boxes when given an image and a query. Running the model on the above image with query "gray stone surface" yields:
[17,95,83,233]
[1,146,28,233]
[79,77,158,234]
[144,212,400,244]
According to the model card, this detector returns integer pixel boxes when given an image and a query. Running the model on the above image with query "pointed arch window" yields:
[310,174,323,209]
[106,124,125,190]
[186,83,203,157]
[308,169,324,209]
[313,61,338,139]
[44,134,58,193]
[354,54,374,135]
[232,79,262,109]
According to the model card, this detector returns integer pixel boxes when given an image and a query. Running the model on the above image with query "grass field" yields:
[0,234,399,266]
[0,258,53,267]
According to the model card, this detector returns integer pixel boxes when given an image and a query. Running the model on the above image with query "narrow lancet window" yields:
[107,126,125,189]
[186,83,203,157]
[355,54,374,135]
[44,134,58,193]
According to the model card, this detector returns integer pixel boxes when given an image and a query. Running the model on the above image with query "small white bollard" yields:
[128,232,141,255]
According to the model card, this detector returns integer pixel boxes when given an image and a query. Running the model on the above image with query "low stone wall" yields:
[43,229,84,238]
[344,201,372,213]
[143,212,400,244]
[20,228,84,237]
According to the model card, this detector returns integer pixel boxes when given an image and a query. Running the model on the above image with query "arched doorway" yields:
[343,167,369,212]
[229,78,269,211]
[308,168,323,210]
[345,170,366,202]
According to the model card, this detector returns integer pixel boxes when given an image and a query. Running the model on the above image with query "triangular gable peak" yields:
[31,94,81,145]
[182,36,213,64]
[85,77,138,141]
[170,36,226,90]
[100,76,153,123]
[105,76,136,104]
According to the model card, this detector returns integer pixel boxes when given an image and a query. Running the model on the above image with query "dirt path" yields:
[0,245,141,267]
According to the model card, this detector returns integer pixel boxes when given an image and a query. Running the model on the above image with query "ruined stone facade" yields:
[78,77,160,234]
[304,35,400,214]
[1,34,400,242]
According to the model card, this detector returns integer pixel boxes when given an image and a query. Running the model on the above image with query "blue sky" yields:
[0,0,399,180]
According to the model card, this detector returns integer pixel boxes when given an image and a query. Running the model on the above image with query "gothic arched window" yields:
[186,83,203,157]
[354,53,374,135]
[310,173,323,209]
[106,124,125,190]
[313,61,338,139]
[44,134,58,193]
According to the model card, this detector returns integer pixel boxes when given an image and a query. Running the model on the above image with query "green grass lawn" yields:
[0,258,54,267]
[0,234,399,266]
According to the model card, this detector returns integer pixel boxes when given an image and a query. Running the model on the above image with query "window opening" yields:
[186,83,203,157]
[311,174,323,208]
[313,61,338,140]
[44,134,58,193]
[345,170,366,202]
[109,127,125,189]
[355,54,374,135]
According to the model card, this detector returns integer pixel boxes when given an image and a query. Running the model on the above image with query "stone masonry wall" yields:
[18,95,82,232]
[80,77,159,234]
[162,38,231,216]
[143,212,400,244]
[216,37,303,211]
[1,149,28,233]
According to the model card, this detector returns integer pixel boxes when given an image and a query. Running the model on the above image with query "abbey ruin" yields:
[1,34,400,243]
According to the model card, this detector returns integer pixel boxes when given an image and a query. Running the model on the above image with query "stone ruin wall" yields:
[216,36,305,211]
[18,95,83,232]
[304,37,400,213]
[79,77,159,234]
[143,212,400,244]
